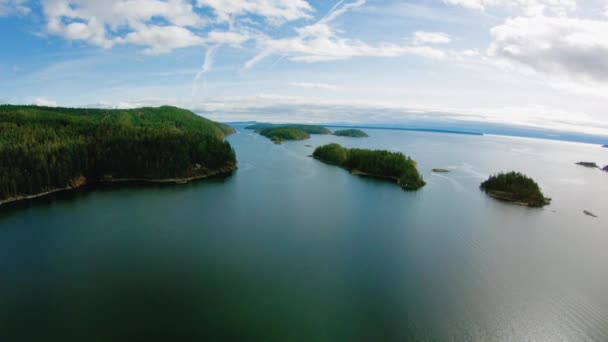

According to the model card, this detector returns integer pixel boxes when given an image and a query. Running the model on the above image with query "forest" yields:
[0,105,236,203]
[480,171,550,207]
[246,123,331,143]
[313,143,426,190]
[333,129,369,137]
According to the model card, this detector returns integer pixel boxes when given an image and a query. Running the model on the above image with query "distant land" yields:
[227,121,608,145]
[0,105,236,205]
[333,129,369,138]
[245,123,331,143]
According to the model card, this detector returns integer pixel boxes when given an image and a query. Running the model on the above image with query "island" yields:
[603,145,608,148]
[0,105,236,206]
[432,168,451,173]
[333,129,369,138]
[584,210,598,218]
[246,123,331,143]
[480,171,551,208]
[603,165,608,172]
[576,162,599,168]
[312,143,426,190]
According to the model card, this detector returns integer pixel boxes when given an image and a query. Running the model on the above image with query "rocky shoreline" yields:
[0,165,237,207]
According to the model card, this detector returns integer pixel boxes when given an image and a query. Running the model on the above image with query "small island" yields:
[576,162,599,168]
[0,105,236,206]
[313,143,426,190]
[246,123,331,143]
[480,171,551,208]
[432,168,451,173]
[333,129,369,138]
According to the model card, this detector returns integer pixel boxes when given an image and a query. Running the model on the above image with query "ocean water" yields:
[1,126,607,341]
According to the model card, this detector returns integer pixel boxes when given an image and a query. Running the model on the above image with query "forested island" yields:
[313,143,426,190]
[246,123,331,143]
[480,172,551,208]
[0,105,236,205]
[333,129,369,138]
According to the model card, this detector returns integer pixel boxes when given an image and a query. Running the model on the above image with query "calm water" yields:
[1,126,607,341]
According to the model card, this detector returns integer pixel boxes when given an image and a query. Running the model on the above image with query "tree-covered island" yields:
[312,143,426,190]
[246,123,331,143]
[0,105,236,205]
[480,171,551,208]
[333,129,369,138]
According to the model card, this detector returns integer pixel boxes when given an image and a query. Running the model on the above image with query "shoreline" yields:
[482,189,551,208]
[0,165,237,207]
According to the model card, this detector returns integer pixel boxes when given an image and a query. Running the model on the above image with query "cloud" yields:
[185,94,608,136]
[196,0,313,24]
[120,25,204,55]
[31,97,58,107]
[443,0,576,16]
[37,0,316,54]
[289,82,338,90]
[413,31,451,45]
[0,0,29,16]
[488,16,608,83]
[244,0,446,68]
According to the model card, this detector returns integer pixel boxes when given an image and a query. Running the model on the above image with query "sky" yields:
[1,0,608,136]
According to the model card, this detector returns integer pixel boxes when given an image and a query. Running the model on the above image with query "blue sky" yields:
[1,0,608,136]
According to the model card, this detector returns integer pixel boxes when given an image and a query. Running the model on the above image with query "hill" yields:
[0,105,236,205]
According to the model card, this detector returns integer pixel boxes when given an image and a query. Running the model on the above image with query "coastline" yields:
[0,164,237,207]
[482,189,551,208]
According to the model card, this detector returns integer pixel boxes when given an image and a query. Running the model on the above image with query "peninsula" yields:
[333,129,369,138]
[312,143,426,190]
[0,105,236,205]
[480,172,551,208]
[246,123,331,143]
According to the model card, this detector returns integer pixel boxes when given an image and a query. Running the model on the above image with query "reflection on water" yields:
[1,126,607,341]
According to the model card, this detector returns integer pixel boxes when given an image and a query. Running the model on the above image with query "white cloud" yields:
[91,100,136,109]
[31,98,58,107]
[443,0,576,16]
[196,0,313,24]
[38,0,316,54]
[0,0,29,16]
[289,82,338,90]
[120,25,204,55]
[184,94,608,136]
[413,31,451,45]
[489,16,608,83]
[245,0,445,68]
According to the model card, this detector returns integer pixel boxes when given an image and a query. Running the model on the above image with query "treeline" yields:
[0,105,236,202]
[313,143,426,190]
[258,127,310,143]
[246,123,331,143]
[480,171,549,207]
[333,129,368,138]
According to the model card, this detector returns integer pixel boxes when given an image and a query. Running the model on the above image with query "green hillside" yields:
[0,105,236,203]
